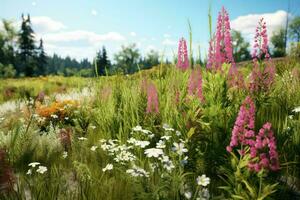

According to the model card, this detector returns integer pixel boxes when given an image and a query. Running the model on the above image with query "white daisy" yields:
[62,151,68,159]
[144,148,164,158]
[162,123,174,131]
[184,191,192,199]
[161,135,171,141]
[132,125,143,131]
[36,166,47,174]
[26,169,32,175]
[173,142,188,155]
[156,140,166,149]
[78,137,87,141]
[102,164,113,172]
[292,106,300,113]
[90,146,98,151]
[196,174,210,186]
[90,125,96,129]
[28,162,40,168]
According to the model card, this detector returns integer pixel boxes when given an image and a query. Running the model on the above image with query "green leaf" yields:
[242,180,256,198]
[231,194,245,199]
[187,127,196,139]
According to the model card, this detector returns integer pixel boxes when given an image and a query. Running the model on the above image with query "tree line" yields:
[0,14,299,78]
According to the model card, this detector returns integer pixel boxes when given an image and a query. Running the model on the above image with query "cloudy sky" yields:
[1,0,299,61]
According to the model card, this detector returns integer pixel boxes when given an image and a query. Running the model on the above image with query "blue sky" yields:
[1,0,299,61]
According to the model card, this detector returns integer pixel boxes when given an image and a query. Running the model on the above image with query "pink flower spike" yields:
[177,37,189,70]
[146,82,159,114]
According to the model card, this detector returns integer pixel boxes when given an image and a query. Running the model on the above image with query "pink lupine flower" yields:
[248,122,280,172]
[213,7,235,70]
[206,7,245,88]
[252,18,270,61]
[227,96,280,172]
[206,37,215,70]
[250,18,275,94]
[146,83,159,114]
[226,96,256,152]
[188,69,204,102]
[177,38,189,70]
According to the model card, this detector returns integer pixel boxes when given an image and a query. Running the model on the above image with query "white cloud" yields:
[162,38,176,46]
[163,33,171,38]
[130,31,136,37]
[44,43,97,60]
[32,1,36,6]
[231,10,288,40]
[41,31,125,45]
[30,16,66,33]
[91,9,98,16]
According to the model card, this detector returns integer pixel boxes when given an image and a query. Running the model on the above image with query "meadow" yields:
[0,7,300,200]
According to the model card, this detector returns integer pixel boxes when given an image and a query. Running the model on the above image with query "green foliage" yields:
[114,44,141,74]
[219,152,278,200]
[289,42,300,58]
[0,63,16,78]
[232,30,251,62]
[289,16,300,42]
[271,28,286,57]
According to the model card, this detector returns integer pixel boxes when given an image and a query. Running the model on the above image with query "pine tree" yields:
[96,46,110,76]
[37,38,47,75]
[18,14,37,76]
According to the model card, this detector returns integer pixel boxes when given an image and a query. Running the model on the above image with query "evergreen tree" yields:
[96,46,110,76]
[18,14,37,76]
[37,38,47,75]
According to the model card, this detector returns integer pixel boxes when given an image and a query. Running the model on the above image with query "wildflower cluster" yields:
[98,124,189,179]
[55,87,95,103]
[227,96,280,172]
[36,100,78,122]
